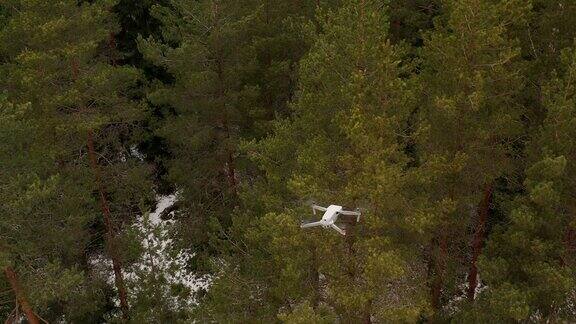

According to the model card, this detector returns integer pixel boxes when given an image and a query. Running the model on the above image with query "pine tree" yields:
[0,0,153,320]
[470,47,576,322]
[113,0,169,68]
[512,1,576,135]
[138,0,261,271]
[388,0,439,46]
[198,1,429,321]
[112,0,173,195]
[242,0,338,132]
[4,0,576,321]
[0,98,44,324]
[137,0,335,272]
[520,1,576,84]
[416,0,531,316]
[0,94,105,322]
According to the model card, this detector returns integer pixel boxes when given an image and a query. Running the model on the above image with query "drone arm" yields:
[301,221,322,228]
[338,210,361,216]
[338,210,361,222]
[311,204,327,215]
[330,224,346,235]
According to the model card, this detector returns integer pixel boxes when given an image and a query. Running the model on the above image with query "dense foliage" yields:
[1,0,576,322]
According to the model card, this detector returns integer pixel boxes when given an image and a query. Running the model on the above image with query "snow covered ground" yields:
[90,194,211,311]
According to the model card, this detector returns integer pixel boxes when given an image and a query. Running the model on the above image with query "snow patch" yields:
[89,194,211,313]
[445,273,488,315]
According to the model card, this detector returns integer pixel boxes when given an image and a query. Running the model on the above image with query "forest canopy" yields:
[1,0,576,323]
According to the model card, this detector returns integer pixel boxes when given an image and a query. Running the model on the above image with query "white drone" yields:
[300,204,361,235]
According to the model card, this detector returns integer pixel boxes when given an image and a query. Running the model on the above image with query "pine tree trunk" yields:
[363,299,372,324]
[71,58,130,319]
[226,151,237,192]
[311,267,320,308]
[562,222,576,266]
[87,130,130,320]
[310,246,321,308]
[108,32,117,66]
[105,33,130,319]
[431,235,447,310]
[467,183,493,300]
[212,5,238,196]
[343,223,372,322]
[564,228,576,252]
[3,267,39,324]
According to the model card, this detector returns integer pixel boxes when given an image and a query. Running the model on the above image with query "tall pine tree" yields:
[138,0,261,271]
[0,0,153,320]
[416,0,530,317]
[471,46,576,322]
[198,1,429,321]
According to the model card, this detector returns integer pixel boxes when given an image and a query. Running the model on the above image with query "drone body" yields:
[301,204,361,235]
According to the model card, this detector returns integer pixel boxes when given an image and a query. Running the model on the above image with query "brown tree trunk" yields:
[71,60,129,319]
[226,151,237,192]
[210,4,238,197]
[562,223,576,266]
[4,267,39,324]
[431,235,447,310]
[311,267,320,308]
[87,131,130,320]
[309,245,321,308]
[363,299,372,324]
[102,36,130,319]
[467,183,493,300]
[343,222,372,322]
[216,62,237,195]
[108,32,117,66]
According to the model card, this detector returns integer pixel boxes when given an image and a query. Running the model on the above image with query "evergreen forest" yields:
[2,0,576,322]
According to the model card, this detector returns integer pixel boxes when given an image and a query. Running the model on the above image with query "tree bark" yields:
[467,183,493,300]
[3,267,39,324]
[71,60,129,319]
[108,32,117,66]
[343,222,372,322]
[211,5,238,196]
[226,151,237,192]
[431,235,447,310]
[363,299,372,324]
[562,223,576,266]
[87,131,130,320]
[310,245,321,308]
